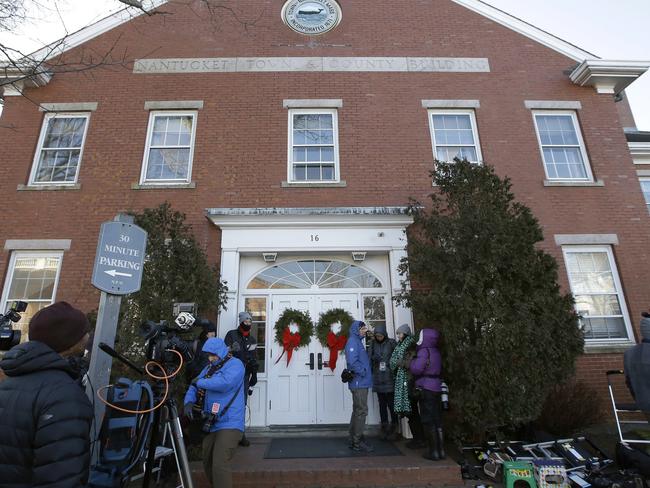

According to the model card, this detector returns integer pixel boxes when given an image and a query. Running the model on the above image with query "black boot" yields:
[387,422,400,441]
[380,423,389,440]
[436,428,446,459]
[239,434,250,447]
[422,429,440,460]
[405,420,426,449]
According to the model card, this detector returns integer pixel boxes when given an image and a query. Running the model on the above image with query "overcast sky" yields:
[1,0,649,128]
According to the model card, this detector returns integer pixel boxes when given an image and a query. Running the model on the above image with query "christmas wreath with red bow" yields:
[316,308,354,371]
[273,308,313,366]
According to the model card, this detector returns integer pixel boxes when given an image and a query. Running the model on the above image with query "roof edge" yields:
[451,0,598,62]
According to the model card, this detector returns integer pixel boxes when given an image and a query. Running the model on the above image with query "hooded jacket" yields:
[344,321,372,390]
[369,324,396,393]
[410,328,443,392]
[184,338,246,432]
[0,341,93,488]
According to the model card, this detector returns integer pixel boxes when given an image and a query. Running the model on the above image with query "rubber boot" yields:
[422,429,441,460]
[436,428,446,459]
[405,419,426,449]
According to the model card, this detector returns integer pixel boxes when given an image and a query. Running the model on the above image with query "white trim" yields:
[39,102,98,112]
[26,0,168,64]
[525,100,582,110]
[287,108,340,184]
[28,112,91,186]
[570,60,650,94]
[638,178,650,212]
[422,99,480,109]
[144,100,204,110]
[561,245,634,343]
[427,109,483,164]
[629,142,650,165]
[450,0,596,62]
[554,234,619,246]
[0,251,64,317]
[139,110,197,185]
[284,99,343,109]
[532,110,594,182]
[4,239,71,251]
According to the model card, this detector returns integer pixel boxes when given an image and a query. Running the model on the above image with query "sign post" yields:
[86,214,147,440]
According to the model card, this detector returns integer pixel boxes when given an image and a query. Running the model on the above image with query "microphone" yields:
[97,342,145,375]
[98,342,119,358]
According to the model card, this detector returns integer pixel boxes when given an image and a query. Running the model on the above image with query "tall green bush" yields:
[397,160,583,439]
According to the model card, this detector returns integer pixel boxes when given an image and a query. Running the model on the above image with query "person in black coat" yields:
[0,301,93,487]
[224,311,258,447]
[368,324,398,440]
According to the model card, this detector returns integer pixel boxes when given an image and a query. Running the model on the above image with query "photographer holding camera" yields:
[184,337,245,488]
[0,301,93,487]
[225,311,258,447]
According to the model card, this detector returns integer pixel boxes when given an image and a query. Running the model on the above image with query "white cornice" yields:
[206,207,414,228]
[451,0,597,62]
[629,142,650,164]
[570,60,650,95]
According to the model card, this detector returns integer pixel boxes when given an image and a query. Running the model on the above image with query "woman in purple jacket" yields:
[409,328,445,460]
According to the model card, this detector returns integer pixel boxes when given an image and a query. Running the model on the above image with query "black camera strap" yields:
[216,381,243,420]
[195,355,231,411]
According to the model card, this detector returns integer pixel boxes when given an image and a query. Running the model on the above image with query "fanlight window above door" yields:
[248,260,383,289]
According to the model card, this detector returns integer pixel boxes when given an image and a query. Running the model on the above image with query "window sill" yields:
[282,180,347,188]
[543,179,604,187]
[17,183,81,191]
[132,182,196,190]
[584,341,636,354]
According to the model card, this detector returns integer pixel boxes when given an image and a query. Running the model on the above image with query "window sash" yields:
[244,296,267,375]
[288,109,340,183]
[533,111,592,181]
[0,251,64,335]
[428,110,482,164]
[140,111,197,184]
[639,179,650,212]
[562,246,632,342]
[29,113,89,185]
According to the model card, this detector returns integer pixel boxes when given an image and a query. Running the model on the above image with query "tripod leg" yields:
[168,405,195,488]
[142,407,162,488]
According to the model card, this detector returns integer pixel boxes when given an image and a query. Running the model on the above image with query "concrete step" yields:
[190,436,462,488]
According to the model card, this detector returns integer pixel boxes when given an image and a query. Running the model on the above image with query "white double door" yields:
[268,293,362,425]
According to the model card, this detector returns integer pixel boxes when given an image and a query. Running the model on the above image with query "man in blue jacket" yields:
[184,338,245,488]
[344,320,374,452]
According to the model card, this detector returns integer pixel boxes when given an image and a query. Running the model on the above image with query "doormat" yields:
[264,437,404,459]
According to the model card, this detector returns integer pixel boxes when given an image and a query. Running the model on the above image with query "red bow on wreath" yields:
[326,330,347,371]
[275,327,302,366]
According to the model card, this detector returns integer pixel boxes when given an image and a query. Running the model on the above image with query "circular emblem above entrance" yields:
[281,0,342,36]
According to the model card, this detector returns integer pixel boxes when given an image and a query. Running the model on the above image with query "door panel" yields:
[268,295,316,425]
[314,294,359,424]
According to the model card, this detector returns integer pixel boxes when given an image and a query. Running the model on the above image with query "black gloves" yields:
[183,403,194,420]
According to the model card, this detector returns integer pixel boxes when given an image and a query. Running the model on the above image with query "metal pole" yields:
[86,213,134,460]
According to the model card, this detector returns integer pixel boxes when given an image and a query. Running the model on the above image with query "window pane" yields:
[364,296,386,329]
[640,180,650,205]
[307,165,320,180]
[566,251,628,340]
[293,165,306,180]
[35,149,80,183]
[146,148,190,180]
[322,165,334,180]
[5,255,61,340]
[43,117,86,148]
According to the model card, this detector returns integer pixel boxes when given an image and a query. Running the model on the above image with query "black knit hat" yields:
[29,301,90,353]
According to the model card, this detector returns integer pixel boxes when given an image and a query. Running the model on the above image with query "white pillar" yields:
[218,249,240,338]
[388,247,414,334]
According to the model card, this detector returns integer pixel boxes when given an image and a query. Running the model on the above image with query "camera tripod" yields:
[91,343,195,488]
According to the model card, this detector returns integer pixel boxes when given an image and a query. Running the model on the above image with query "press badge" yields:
[211,402,221,414]
[379,361,387,372]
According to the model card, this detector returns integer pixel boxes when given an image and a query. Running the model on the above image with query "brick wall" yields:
[1,0,648,405]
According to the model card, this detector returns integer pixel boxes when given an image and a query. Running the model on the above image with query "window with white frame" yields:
[639,178,650,212]
[141,112,197,184]
[562,246,632,341]
[1,252,63,338]
[244,297,267,374]
[428,110,482,164]
[30,113,90,185]
[533,111,593,181]
[288,109,339,182]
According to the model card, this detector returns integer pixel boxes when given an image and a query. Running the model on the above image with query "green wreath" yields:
[316,308,354,348]
[274,308,313,349]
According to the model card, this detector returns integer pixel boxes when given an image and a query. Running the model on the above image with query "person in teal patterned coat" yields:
[390,323,425,448]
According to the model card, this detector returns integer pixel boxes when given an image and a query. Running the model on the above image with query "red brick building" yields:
[1,0,649,427]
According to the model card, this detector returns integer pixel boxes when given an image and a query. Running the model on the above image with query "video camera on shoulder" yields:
[0,300,27,351]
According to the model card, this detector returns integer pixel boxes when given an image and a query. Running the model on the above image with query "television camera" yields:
[89,303,212,488]
[0,301,26,351]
